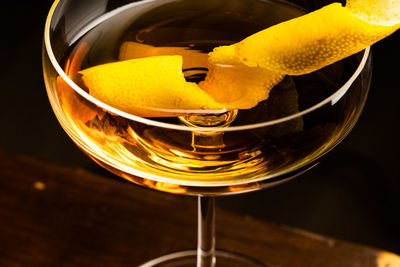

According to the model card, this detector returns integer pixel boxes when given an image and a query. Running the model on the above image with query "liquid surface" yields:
[56,0,367,193]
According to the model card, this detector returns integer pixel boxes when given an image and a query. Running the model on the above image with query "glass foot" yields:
[139,250,267,267]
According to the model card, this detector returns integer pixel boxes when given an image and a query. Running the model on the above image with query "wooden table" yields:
[0,151,399,266]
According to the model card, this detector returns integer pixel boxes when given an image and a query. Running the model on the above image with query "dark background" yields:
[1,0,399,255]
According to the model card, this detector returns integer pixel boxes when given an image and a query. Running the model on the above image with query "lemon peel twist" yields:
[79,55,224,117]
[73,0,400,117]
[212,2,400,75]
[199,45,284,109]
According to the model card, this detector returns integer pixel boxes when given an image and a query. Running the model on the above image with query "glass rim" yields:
[44,0,371,132]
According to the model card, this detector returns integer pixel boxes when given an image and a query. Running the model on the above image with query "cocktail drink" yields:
[43,0,398,265]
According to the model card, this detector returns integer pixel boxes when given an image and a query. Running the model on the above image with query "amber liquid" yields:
[57,0,367,194]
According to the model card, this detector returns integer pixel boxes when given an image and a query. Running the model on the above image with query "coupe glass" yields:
[43,0,372,266]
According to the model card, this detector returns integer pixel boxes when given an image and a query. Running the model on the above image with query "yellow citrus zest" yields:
[346,0,400,26]
[211,3,399,75]
[78,55,224,117]
[69,0,400,118]
[208,45,241,65]
[200,45,284,109]
[119,42,284,110]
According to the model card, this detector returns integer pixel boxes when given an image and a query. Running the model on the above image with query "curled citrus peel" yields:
[118,42,284,110]
[79,56,224,117]
[72,0,399,117]
[199,45,285,109]
[228,2,400,75]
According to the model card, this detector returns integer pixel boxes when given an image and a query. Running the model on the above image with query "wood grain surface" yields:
[0,151,399,267]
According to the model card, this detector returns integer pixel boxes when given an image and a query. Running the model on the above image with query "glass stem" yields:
[197,196,216,267]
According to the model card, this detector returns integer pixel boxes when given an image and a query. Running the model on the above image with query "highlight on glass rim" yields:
[41,0,400,266]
